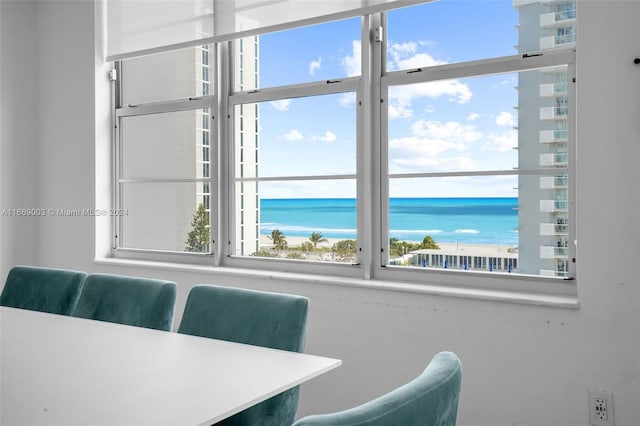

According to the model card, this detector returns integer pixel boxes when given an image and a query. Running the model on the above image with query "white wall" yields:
[0,0,39,280]
[1,1,639,425]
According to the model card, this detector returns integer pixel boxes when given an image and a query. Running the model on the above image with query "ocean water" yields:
[260,197,519,245]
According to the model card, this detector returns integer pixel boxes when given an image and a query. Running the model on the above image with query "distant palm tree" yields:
[421,235,440,249]
[309,231,328,250]
[267,229,287,251]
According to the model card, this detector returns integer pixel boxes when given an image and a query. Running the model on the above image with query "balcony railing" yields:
[540,223,569,236]
[540,33,576,50]
[540,106,568,120]
[540,10,576,27]
[539,82,568,97]
[539,129,568,143]
[539,152,568,167]
[540,199,569,213]
[540,245,569,259]
[539,175,568,189]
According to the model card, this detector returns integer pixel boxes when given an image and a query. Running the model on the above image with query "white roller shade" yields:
[106,0,430,61]
[106,0,215,61]
[213,0,429,41]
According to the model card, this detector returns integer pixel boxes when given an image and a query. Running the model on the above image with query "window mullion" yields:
[382,48,575,86]
[218,41,232,265]
[365,13,384,273]
[113,63,122,251]
[115,97,213,118]
[566,53,577,279]
[379,31,391,268]
[228,78,360,106]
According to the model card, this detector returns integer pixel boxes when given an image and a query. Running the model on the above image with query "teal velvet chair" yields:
[178,284,309,426]
[73,273,177,331]
[0,265,88,315]
[292,351,462,426]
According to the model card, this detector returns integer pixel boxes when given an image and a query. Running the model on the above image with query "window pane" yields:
[121,109,210,180]
[387,1,518,72]
[236,17,360,91]
[388,174,569,277]
[232,91,357,261]
[122,45,212,105]
[236,93,357,180]
[120,182,210,253]
[388,73,519,173]
[388,67,569,174]
[235,180,357,264]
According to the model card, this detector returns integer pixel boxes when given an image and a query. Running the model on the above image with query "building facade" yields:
[514,0,576,277]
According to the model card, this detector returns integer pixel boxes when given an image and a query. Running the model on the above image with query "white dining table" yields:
[0,306,341,426]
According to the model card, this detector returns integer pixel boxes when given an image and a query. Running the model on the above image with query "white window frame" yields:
[112,54,219,265]
[375,47,577,295]
[110,12,578,298]
[220,35,365,277]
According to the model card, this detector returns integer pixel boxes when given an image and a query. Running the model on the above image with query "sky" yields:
[253,0,521,199]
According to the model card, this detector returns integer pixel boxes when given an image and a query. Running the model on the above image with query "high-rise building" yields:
[233,36,260,257]
[117,38,259,255]
[513,0,576,276]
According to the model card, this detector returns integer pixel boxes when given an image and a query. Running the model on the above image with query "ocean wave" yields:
[454,229,480,234]
[389,229,443,235]
[261,224,356,235]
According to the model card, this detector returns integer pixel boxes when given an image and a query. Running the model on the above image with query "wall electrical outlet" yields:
[589,389,614,426]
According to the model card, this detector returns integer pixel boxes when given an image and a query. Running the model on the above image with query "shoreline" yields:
[259,235,517,255]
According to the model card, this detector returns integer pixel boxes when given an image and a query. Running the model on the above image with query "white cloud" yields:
[270,99,291,111]
[467,113,480,121]
[388,120,482,172]
[391,41,418,55]
[308,56,322,76]
[410,120,482,145]
[339,92,356,108]
[341,40,361,77]
[395,53,445,71]
[385,40,472,118]
[392,155,476,171]
[388,100,413,119]
[496,111,516,127]
[388,79,472,119]
[390,136,466,158]
[483,130,518,153]
[388,41,444,71]
[316,131,337,143]
[283,129,303,141]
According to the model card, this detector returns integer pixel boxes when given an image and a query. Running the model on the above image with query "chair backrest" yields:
[0,265,88,316]
[178,284,309,426]
[292,351,463,426]
[73,273,177,331]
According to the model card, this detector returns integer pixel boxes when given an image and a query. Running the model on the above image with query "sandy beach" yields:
[259,235,516,255]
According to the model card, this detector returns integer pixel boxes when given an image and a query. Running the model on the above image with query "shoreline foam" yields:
[259,235,516,255]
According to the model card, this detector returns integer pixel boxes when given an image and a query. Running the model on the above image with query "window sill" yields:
[94,257,579,309]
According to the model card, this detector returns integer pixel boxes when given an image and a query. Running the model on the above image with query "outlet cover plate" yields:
[589,389,614,426]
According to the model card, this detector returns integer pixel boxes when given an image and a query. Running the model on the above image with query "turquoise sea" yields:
[260,198,519,245]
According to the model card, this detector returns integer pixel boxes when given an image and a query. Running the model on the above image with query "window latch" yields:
[108,69,117,81]
[374,26,383,43]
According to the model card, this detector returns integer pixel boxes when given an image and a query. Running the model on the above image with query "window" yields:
[112,1,577,290]
[380,0,576,280]
[381,62,574,278]
[227,18,361,266]
[114,45,215,255]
